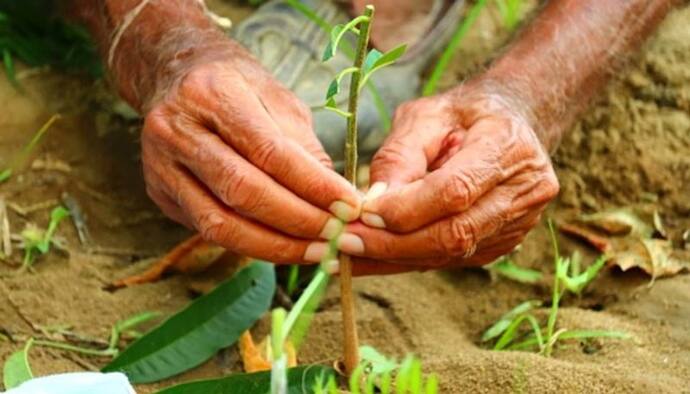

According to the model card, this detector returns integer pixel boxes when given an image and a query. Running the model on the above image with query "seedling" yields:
[481,221,629,356]
[319,4,406,375]
[19,205,69,272]
[33,311,160,358]
[313,346,438,394]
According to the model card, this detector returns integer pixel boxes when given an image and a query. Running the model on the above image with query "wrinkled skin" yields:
[71,0,678,275]
[344,85,559,275]
[141,46,361,264]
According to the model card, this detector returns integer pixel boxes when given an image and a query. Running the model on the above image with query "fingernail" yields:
[338,233,365,255]
[304,242,328,262]
[361,212,386,229]
[321,259,340,274]
[320,217,344,239]
[329,200,360,222]
[365,182,388,202]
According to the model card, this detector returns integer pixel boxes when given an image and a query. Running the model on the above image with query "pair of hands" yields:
[141,44,559,276]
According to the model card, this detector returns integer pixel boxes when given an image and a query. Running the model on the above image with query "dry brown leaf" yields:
[560,207,689,280]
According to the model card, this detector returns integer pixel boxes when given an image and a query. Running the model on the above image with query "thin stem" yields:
[33,339,117,357]
[422,0,489,96]
[545,220,561,356]
[340,4,374,375]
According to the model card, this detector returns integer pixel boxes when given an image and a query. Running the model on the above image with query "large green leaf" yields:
[155,366,334,394]
[3,339,34,389]
[103,262,276,383]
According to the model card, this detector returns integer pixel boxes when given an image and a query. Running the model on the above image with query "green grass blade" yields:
[2,48,19,89]
[481,300,541,342]
[545,219,561,349]
[284,268,329,349]
[423,0,489,96]
[103,262,275,383]
[494,313,543,351]
[3,338,34,389]
[0,168,12,184]
[424,373,439,394]
[286,265,300,295]
[155,365,334,394]
[489,258,543,284]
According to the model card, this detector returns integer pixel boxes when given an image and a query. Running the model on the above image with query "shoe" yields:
[232,0,466,169]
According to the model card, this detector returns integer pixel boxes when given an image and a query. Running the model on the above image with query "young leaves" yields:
[322,16,368,61]
[359,44,407,91]
[488,258,543,284]
[156,366,335,394]
[103,262,276,383]
[20,206,69,271]
[481,300,541,343]
[558,255,606,296]
[3,339,34,390]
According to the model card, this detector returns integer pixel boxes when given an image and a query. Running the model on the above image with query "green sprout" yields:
[19,206,69,272]
[313,347,438,394]
[0,114,60,185]
[33,311,160,358]
[481,220,629,356]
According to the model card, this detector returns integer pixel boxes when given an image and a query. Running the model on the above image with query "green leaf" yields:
[362,49,383,74]
[560,255,606,295]
[359,44,407,91]
[359,345,398,376]
[285,269,330,349]
[36,206,69,253]
[0,168,12,183]
[322,16,368,61]
[156,366,334,394]
[103,262,276,383]
[3,339,34,389]
[481,300,541,342]
[493,313,543,351]
[325,66,358,102]
[488,258,543,284]
[2,48,18,89]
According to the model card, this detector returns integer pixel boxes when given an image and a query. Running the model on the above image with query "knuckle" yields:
[251,137,284,170]
[440,217,478,257]
[441,173,474,211]
[198,210,238,247]
[372,141,408,169]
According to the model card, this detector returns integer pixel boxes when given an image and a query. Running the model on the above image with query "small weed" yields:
[481,220,629,355]
[313,346,438,394]
[0,114,60,185]
[33,311,160,358]
[487,257,543,284]
[19,206,69,272]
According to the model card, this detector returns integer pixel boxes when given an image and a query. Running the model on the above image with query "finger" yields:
[155,164,331,264]
[364,118,524,233]
[200,88,362,221]
[369,97,459,187]
[341,183,523,260]
[166,117,341,240]
[146,184,194,229]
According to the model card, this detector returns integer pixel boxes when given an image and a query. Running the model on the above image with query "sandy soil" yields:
[1,1,689,393]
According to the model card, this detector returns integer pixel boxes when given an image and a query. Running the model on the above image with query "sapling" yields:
[19,205,69,272]
[320,4,406,374]
[481,221,629,355]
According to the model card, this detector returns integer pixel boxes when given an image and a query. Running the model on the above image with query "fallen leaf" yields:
[560,207,689,280]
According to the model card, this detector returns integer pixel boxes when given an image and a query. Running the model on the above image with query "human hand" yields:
[338,82,559,275]
[141,43,361,264]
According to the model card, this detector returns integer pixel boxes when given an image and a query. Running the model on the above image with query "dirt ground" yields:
[1,1,689,393]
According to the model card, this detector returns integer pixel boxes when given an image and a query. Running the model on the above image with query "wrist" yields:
[106,0,235,112]
[481,61,565,153]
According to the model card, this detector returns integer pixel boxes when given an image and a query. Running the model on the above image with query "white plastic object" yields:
[4,372,136,394]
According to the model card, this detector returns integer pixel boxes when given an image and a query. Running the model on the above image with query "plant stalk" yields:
[340,4,374,375]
